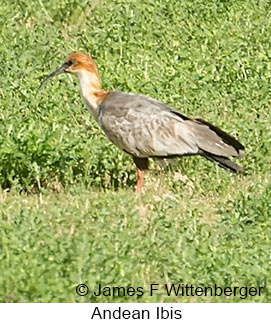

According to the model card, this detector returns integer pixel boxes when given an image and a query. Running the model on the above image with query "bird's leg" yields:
[132,157,149,195]
[136,168,144,194]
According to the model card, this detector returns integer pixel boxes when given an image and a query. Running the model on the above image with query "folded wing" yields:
[98,92,245,172]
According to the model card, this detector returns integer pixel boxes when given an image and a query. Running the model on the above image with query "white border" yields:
[0,303,270,322]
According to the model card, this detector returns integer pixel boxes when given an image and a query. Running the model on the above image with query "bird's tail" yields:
[202,153,244,173]
[185,117,245,173]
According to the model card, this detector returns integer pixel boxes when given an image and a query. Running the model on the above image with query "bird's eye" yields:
[65,59,75,67]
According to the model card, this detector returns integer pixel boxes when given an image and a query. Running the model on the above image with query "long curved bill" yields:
[37,61,71,95]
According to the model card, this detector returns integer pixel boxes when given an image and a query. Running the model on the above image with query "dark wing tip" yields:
[195,118,245,156]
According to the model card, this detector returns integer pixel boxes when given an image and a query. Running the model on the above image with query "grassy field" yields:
[0,0,271,302]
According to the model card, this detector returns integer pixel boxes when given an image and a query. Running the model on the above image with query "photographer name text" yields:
[76,283,264,300]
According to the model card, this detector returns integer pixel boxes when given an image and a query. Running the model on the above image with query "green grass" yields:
[0,0,271,302]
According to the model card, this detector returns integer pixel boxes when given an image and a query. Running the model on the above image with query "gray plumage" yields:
[98,92,245,172]
[38,52,245,193]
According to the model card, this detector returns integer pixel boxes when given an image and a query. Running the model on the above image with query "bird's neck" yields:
[77,70,107,121]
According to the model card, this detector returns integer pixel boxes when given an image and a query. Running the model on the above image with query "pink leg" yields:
[136,168,144,194]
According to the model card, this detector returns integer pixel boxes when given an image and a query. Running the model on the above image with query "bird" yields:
[38,52,245,193]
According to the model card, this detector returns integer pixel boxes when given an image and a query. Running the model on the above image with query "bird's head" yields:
[63,52,99,76]
[37,52,100,93]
